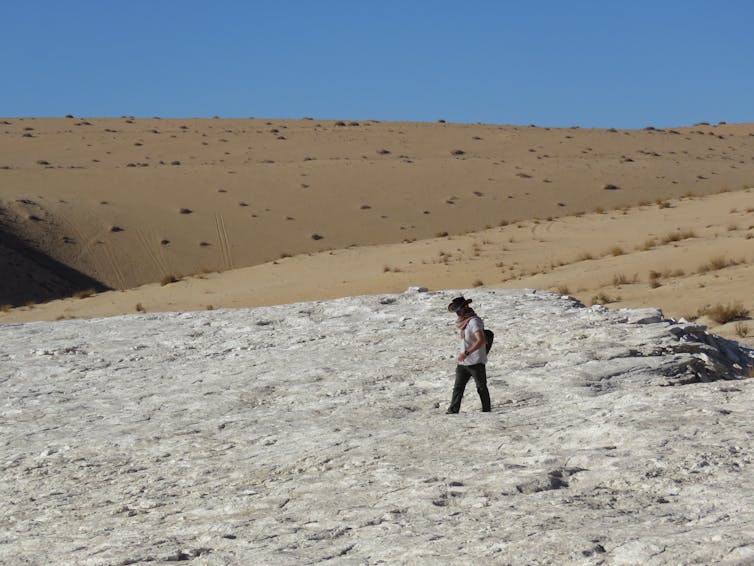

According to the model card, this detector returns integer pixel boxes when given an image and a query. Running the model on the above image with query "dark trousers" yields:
[448,363,491,413]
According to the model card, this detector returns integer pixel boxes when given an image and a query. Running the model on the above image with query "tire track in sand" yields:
[136,228,170,278]
[215,213,234,270]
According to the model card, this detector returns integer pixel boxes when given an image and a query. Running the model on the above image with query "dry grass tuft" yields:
[612,273,637,286]
[734,322,749,338]
[660,229,696,244]
[697,256,741,274]
[472,279,484,287]
[638,238,656,251]
[160,274,179,286]
[590,292,618,305]
[135,303,146,313]
[699,302,750,324]
[73,289,96,299]
[648,271,662,288]
[610,246,624,256]
[0,304,12,312]
[555,284,570,296]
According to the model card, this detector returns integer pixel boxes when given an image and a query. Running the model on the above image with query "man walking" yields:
[446,296,491,414]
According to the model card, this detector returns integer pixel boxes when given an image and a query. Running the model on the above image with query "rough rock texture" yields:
[1,289,753,564]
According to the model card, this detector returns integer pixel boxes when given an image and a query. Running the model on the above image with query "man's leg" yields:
[469,364,491,412]
[447,365,471,413]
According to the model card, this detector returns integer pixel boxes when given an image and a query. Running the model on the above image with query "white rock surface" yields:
[1,289,753,564]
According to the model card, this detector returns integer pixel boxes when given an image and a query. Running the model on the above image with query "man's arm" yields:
[458,330,486,362]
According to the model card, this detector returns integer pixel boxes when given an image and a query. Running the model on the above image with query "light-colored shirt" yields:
[460,317,487,366]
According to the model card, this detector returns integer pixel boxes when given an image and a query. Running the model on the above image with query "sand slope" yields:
[3,188,752,347]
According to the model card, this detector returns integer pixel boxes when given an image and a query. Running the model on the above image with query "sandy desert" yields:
[1,117,753,345]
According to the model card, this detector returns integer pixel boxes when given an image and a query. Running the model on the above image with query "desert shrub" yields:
[648,271,661,288]
[160,274,179,286]
[734,322,749,338]
[376,149,391,155]
[450,149,465,155]
[310,234,323,241]
[591,292,617,305]
[610,246,624,256]
[179,208,193,214]
[73,289,95,299]
[555,285,570,296]
[638,238,656,251]
[577,252,594,261]
[697,256,740,274]
[660,229,696,244]
[0,304,12,312]
[435,231,449,238]
[109,226,124,232]
[472,279,484,287]
[700,303,750,324]
[603,184,620,190]
[612,273,631,286]
[135,303,146,313]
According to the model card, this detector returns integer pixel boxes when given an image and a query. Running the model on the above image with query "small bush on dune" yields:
[160,274,179,286]
[697,256,741,274]
[660,229,696,244]
[734,322,749,338]
[73,289,96,299]
[591,292,618,305]
[699,303,750,324]
[612,273,636,286]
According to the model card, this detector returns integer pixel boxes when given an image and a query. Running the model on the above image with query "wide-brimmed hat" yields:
[447,296,472,312]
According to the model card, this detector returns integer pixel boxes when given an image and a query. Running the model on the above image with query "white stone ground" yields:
[1,288,753,565]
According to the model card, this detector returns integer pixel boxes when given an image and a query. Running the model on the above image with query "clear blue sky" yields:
[2,1,752,128]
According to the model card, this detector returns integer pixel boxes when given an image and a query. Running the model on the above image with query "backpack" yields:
[484,329,494,354]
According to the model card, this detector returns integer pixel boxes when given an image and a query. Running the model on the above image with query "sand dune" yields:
[1,117,753,341]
